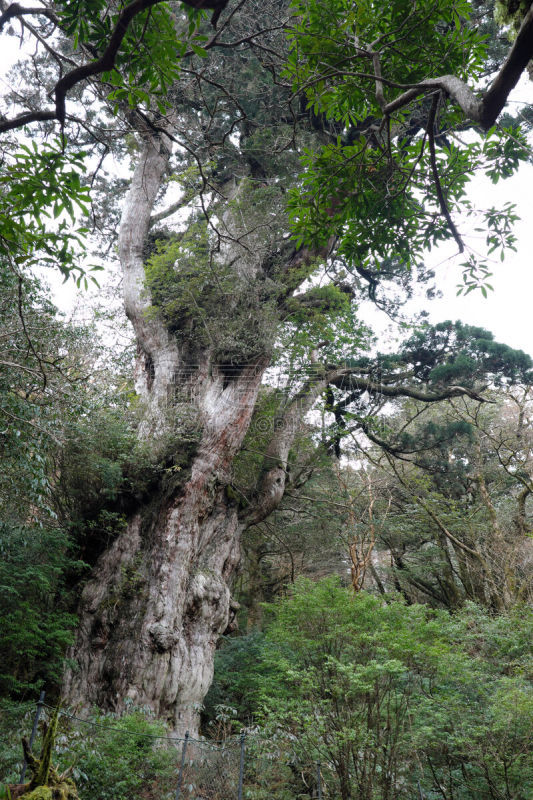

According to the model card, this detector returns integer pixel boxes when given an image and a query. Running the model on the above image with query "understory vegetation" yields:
[2,579,532,799]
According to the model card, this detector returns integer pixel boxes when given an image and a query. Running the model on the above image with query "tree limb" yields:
[426,92,464,253]
[0,0,230,134]
[329,370,492,404]
[481,2,533,128]
[380,1,533,131]
[243,366,338,527]
[0,2,57,31]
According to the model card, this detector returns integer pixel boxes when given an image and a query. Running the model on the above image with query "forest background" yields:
[1,0,533,798]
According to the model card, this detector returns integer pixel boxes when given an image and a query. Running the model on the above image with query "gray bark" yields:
[63,127,295,733]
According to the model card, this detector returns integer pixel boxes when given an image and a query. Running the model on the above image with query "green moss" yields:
[225,484,249,509]
[144,219,279,363]
[21,788,52,800]
[21,780,78,800]
[286,284,351,325]
[144,220,214,337]
[494,1,530,35]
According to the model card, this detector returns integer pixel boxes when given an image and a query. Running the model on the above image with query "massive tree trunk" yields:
[63,122,299,732]
[61,0,321,729]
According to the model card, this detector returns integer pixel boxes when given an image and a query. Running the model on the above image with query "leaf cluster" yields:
[0,142,92,281]
[209,578,533,800]
[401,320,533,386]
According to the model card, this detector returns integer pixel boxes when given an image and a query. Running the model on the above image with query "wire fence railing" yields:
[12,693,326,800]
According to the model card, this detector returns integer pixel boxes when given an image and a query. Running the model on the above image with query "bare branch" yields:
[0,109,56,133]
[150,197,191,226]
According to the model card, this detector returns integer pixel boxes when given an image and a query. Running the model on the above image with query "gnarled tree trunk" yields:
[63,125,300,733]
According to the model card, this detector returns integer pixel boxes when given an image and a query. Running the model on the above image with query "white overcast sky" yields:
[423,159,533,355]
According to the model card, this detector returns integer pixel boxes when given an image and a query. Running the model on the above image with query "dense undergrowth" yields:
[2,579,532,800]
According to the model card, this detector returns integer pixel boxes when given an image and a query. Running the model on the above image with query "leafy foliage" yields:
[0,263,138,699]
[285,0,529,291]
[0,266,96,699]
[58,0,207,114]
[203,632,279,728]
[401,320,533,386]
[55,710,177,800]
[0,524,80,699]
[213,578,533,800]
[0,142,92,281]
[0,707,177,799]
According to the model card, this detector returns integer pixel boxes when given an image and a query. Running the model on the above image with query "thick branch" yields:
[380,2,533,131]
[150,195,192,226]
[0,0,164,132]
[330,370,491,404]
[481,2,533,128]
[243,366,336,526]
[0,110,56,133]
[515,485,531,536]
[118,130,174,361]
[371,48,386,110]
[53,0,164,126]
[0,3,57,31]
[381,75,482,121]
[243,364,492,528]
[0,0,230,134]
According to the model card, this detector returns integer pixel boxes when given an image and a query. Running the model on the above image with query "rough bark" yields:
[63,125,296,732]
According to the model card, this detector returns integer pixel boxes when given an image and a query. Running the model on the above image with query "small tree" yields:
[257,578,533,800]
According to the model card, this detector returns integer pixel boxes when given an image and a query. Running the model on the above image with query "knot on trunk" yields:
[148,622,179,653]
[244,465,286,527]
[223,597,240,635]
[187,571,230,631]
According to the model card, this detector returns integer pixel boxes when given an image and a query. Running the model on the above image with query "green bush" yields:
[0,706,179,800]
[55,710,177,800]
[203,632,280,730]
[264,579,533,800]
[0,524,79,699]
[209,578,533,800]
[0,699,35,783]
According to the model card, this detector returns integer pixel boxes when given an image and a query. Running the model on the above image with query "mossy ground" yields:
[18,781,78,800]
